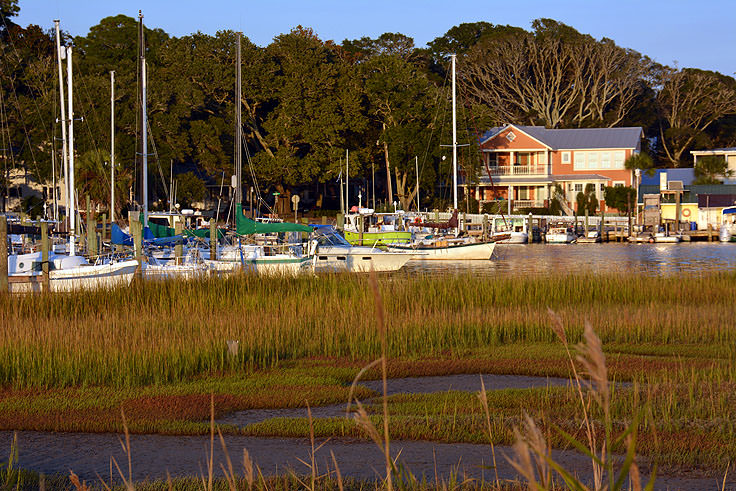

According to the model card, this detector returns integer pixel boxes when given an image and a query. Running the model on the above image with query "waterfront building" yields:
[472,124,644,214]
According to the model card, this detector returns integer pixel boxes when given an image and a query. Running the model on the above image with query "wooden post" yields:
[482,215,488,241]
[85,196,91,252]
[175,220,183,263]
[584,208,589,236]
[321,216,327,226]
[88,218,97,258]
[336,213,344,231]
[101,213,107,244]
[41,221,50,290]
[708,223,713,242]
[527,213,532,244]
[600,207,605,241]
[675,192,681,231]
[358,215,364,245]
[210,220,217,261]
[1,215,8,293]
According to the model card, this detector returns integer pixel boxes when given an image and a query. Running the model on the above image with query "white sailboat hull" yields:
[314,245,412,272]
[9,259,138,293]
[387,241,495,260]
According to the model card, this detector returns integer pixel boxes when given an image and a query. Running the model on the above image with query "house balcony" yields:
[512,199,546,210]
[487,163,548,176]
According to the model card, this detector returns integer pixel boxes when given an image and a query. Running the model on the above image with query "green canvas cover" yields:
[143,214,224,239]
[236,204,312,235]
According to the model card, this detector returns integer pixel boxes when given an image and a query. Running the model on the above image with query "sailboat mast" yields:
[142,59,148,226]
[110,70,115,223]
[137,11,148,226]
[345,149,349,214]
[66,46,75,256]
[53,21,69,228]
[415,155,419,211]
[451,53,457,211]
[235,32,242,213]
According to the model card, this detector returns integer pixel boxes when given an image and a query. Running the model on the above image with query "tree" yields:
[460,19,651,128]
[693,155,733,184]
[360,51,440,211]
[250,27,366,190]
[604,185,636,214]
[576,183,598,215]
[625,152,655,176]
[656,68,736,166]
[175,171,206,208]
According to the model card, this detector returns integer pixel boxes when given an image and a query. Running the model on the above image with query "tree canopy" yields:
[2,5,735,215]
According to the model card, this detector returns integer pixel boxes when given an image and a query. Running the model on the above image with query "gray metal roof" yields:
[481,125,643,150]
[553,174,611,181]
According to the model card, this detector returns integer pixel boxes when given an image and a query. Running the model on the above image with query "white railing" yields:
[512,200,546,210]
[486,164,548,176]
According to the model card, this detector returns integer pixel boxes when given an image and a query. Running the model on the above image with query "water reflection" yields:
[404,243,736,276]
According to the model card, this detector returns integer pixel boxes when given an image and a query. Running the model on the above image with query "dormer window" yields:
[506,131,516,142]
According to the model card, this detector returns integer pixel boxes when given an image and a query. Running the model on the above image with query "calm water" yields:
[405,242,736,276]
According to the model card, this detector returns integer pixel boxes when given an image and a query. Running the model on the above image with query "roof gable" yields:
[481,124,643,150]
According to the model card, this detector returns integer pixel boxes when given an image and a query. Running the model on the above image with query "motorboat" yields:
[576,230,602,243]
[342,210,412,246]
[491,216,528,244]
[545,227,576,244]
[312,226,414,272]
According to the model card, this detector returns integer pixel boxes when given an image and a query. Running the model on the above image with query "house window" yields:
[600,152,611,169]
[574,183,583,193]
[600,183,606,192]
[574,152,585,170]
[614,151,625,169]
[561,151,571,164]
[614,181,625,187]
[506,131,516,142]
[587,152,598,169]
[518,187,529,200]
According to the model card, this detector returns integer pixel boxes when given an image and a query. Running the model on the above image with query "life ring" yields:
[682,208,691,218]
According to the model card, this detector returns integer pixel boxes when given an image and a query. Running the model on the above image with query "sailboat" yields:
[386,55,497,261]
[7,31,137,292]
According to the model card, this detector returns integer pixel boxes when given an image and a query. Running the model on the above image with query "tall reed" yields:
[1,272,734,388]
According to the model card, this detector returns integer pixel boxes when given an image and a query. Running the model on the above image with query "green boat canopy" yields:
[236,204,313,235]
[143,214,225,239]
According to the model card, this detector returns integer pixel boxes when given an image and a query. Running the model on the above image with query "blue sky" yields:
[14,0,736,76]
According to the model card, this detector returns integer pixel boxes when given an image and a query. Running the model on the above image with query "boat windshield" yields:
[313,227,352,247]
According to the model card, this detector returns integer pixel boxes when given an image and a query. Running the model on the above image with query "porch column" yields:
[545,149,550,173]
[509,151,515,174]
[508,185,513,215]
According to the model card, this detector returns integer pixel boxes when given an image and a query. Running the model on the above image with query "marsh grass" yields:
[1,272,735,388]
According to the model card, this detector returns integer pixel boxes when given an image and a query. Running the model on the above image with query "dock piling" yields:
[1,215,8,293]
[41,221,50,290]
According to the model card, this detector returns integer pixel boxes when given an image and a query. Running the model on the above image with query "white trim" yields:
[558,147,635,151]
[480,124,552,149]
[691,150,736,156]
[561,151,571,164]
[482,148,547,153]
